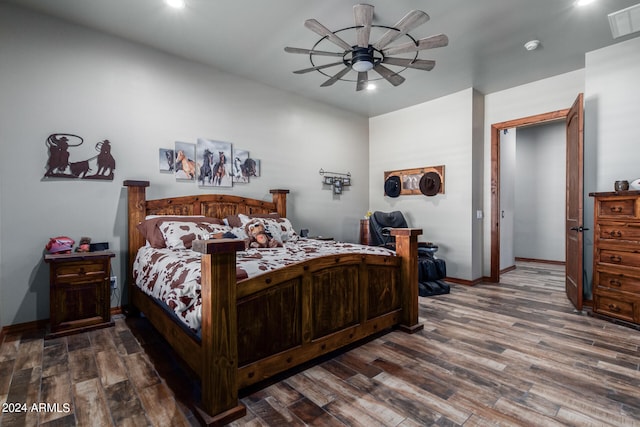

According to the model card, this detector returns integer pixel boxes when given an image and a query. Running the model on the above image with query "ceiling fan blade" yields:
[293,61,346,74]
[373,64,405,87]
[382,57,435,71]
[320,66,352,87]
[284,47,345,57]
[354,4,374,48]
[373,10,430,50]
[356,71,368,91]
[382,34,449,56]
[305,19,353,51]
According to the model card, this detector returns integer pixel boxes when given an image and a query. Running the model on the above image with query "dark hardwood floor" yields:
[1,261,639,426]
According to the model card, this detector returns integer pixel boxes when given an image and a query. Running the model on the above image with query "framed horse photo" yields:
[158,148,174,173]
[196,138,232,187]
[231,149,250,184]
[174,141,196,181]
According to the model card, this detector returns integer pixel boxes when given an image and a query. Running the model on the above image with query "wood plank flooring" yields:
[1,261,639,426]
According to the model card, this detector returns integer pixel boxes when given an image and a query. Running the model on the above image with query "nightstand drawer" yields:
[54,260,108,282]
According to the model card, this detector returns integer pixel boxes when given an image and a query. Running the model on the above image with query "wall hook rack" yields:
[319,168,351,195]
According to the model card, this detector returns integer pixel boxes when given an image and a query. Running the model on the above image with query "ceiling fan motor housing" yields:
[351,46,376,72]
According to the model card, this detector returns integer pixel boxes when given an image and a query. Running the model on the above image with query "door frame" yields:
[489,109,570,282]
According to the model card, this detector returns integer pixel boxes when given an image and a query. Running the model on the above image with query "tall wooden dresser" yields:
[590,191,640,325]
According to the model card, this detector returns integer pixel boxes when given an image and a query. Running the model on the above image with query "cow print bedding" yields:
[133,238,395,333]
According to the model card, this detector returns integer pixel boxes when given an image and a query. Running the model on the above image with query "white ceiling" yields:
[4,0,639,117]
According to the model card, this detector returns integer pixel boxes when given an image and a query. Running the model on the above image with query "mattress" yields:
[133,238,395,333]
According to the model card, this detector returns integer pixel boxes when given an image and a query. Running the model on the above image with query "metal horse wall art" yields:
[44,133,116,180]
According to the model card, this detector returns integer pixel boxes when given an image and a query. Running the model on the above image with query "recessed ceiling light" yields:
[524,40,541,51]
[165,0,185,9]
[575,0,595,7]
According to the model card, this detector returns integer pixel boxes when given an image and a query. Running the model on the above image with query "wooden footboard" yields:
[123,181,422,426]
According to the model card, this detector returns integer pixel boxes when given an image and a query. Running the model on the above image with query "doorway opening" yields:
[499,122,567,274]
[489,109,570,282]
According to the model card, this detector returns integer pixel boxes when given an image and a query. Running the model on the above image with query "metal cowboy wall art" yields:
[44,133,116,180]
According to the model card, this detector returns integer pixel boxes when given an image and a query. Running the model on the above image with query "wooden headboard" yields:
[123,180,289,292]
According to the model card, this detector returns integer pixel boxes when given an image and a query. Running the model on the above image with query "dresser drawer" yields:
[593,293,637,323]
[595,269,640,293]
[597,197,637,219]
[598,222,640,242]
[598,249,640,268]
[53,260,108,283]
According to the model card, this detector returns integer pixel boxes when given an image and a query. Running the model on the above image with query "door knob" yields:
[570,226,589,232]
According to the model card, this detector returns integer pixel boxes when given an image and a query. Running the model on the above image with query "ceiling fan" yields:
[284,4,448,91]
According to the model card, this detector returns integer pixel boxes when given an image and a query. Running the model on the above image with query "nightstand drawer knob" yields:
[610,206,623,213]
[609,255,622,263]
[609,230,622,238]
[609,279,622,287]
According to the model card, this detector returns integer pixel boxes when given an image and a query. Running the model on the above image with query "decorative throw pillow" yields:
[137,216,223,248]
[259,217,297,242]
[159,221,231,250]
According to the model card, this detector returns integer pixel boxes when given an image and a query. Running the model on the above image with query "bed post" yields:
[270,189,289,217]
[123,180,149,313]
[391,228,424,333]
[192,238,247,426]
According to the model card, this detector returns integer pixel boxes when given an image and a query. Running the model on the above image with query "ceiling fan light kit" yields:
[165,0,185,9]
[285,3,448,91]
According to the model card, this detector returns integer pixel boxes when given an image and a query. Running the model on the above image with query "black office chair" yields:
[369,211,449,297]
[368,211,409,249]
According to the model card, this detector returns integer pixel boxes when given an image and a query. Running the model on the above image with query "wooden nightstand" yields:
[359,219,370,245]
[44,250,115,339]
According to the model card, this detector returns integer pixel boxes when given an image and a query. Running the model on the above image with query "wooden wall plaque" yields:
[384,165,445,196]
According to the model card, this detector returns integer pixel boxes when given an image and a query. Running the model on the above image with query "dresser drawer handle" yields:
[609,279,622,287]
[609,206,623,213]
[609,255,622,263]
[78,267,86,275]
[609,230,622,238]
[607,304,621,313]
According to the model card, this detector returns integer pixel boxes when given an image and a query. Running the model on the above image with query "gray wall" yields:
[0,5,369,326]
[514,122,566,261]
[483,70,585,276]
[369,88,482,281]
[583,36,640,299]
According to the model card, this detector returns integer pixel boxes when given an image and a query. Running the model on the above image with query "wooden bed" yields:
[124,180,423,425]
